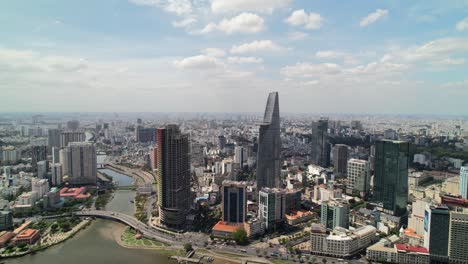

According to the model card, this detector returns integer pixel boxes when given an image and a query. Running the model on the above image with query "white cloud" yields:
[201,13,265,34]
[280,63,341,78]
[288,31,308,41]
[441,80,468,88]
[285,10,323,30]
[456,17,468,31]
[227,56,263,64]
[432,58,465,66]
[172,18,197,28]
[211,0,291,14]
[201,48,226,57]
[164,0,192,16]
[360,9,388,27]
[315,51,343,59]
[230,40,284,54]
[173,55,221,69]
[128,0,160,6]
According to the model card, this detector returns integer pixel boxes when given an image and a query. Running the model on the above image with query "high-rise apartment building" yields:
[373,140,410,216]
[218,135,226,150]
[222,181,247,224]
[256,92,281,190]
[60,131,85,148]
[37,160,48,179]
[157,125,191,229]
[52,146,60,164]
[448,209,468,263]
[31,145,47,170]
[234,146,248,168]
[50,163,62,186]
[459,166,468,199]
[333,144,348,174]
[311,118,330,167]
[321,198,350,230]
[347,159,370,196]
[60,142,97,185]
[66,120,80,131]
[0,211,13,231]
[47,128,61,149]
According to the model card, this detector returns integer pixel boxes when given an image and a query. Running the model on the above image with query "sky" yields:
[0,0,467,115]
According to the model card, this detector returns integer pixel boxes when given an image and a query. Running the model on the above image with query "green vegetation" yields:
[95,188,114,210]
[232,228,249,246]
[184,243,193,252]
[120,227,167,247]
[416,145,468,162]
[192,205,221,232]
[134,193,149,222]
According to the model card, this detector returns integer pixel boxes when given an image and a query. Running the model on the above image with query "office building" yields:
[0,211,13,231]
[459,166,468,199]
[136,127,156,143]
[347,159,370,196]
[321,198,350,230]
[51,163,63,186]
[311,224,377,258]
[47,128,61,149]
[60,142,97,185]
[256,92,281,190]
[37,160,48,179]
[373,140,410,216]
[259,188,286,230]
[448,209,468,264]
[157,125,191,229]
[234,146,248,168]
[31,145,47,170]
[222,181,247,224]
[60,131,85,148]
[423,205,450,263]
[218,135,226,150]
[311,118,330,167]
[333,144,348,174]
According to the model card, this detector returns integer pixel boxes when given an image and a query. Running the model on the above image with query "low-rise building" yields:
[285,210,314,226]
[212,221,242,238]
[0,231,15,247]
[12,228,40,245]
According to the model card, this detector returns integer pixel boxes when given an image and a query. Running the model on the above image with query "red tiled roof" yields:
[212,221,242,233]
[395,244,429,254]
[60,187,86,198]
[16,229,39,239]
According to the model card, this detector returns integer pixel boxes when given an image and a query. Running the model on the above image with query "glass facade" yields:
[373,140,410,216]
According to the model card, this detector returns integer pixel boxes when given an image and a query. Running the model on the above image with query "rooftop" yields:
[16,228,39,239]
[395,244,429,254]
[212,221,242,233]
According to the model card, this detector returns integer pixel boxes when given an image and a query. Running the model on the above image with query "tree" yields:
[184,243,193,252]
[232,228,249,246]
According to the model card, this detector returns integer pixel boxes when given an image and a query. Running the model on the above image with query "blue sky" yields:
[1,0,467,114]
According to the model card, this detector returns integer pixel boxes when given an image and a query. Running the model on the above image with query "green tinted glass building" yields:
[373,140,410,216]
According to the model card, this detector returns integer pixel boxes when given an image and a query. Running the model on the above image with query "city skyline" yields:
[1,1,468,114]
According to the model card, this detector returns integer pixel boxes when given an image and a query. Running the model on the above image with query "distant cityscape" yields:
[0,92,467,264]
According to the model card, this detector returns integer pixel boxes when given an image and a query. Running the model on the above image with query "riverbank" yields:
[1,219,91,259]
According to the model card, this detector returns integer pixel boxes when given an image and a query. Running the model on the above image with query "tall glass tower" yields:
[256,92,281,191]
[373,140,410,216]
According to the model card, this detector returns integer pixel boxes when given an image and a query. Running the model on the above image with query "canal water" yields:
[98,168,134,186]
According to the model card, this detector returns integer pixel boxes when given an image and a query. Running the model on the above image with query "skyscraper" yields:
[459,166,468,199]
[60,142,97,185]
[311,118,330,168]
[222,181,247,224]
[373,140,410,216]
[259,188,286,230]
[333,144,348,174]
[157,125,191,229]
[256,92,281,191]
